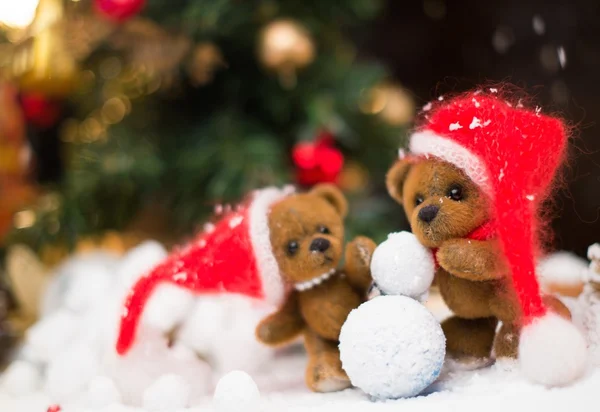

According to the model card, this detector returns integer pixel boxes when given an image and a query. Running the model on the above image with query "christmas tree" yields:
[0,0,411,257]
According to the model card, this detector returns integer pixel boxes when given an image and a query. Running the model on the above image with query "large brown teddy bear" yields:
[386,157,570,360]
[255,184,376,392]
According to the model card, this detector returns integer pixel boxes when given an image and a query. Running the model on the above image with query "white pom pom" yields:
[339,295,445,399]
[1,360,41,396]
[25,309,79,362]
[45,344,100,401]
[142,374,191,412]
[519,312,587,386]
[213,370,261,412]
[117,241,167,290]
[142,285,195,332]
[370,232,435,298]
[64,265,112,312]
[86,376,122,409]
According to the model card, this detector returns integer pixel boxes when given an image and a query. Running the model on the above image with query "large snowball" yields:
[370,232,435,299]
[339,295,445,399]
[213,370,261,412]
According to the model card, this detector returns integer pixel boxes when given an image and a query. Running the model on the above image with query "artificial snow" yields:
[370,232,435,299]
[142,374,191,411]
[1,244,600,411]
[213,371,260,412]
[339,296,445,399]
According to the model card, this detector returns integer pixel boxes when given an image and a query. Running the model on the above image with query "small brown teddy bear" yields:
[115,184,375,392]
[255,184,376,392]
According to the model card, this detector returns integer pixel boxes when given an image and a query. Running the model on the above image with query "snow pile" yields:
[213,371,261,412]
[537,251,587,294]
[0,242,280,409]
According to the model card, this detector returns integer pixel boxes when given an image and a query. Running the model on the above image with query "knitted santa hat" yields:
[408,90,587,386]
[115,186,294,355]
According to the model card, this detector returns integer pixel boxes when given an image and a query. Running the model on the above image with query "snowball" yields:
[177,295,275,374]
[142,284,195,332]
[1,360,41,396]
[339,295,445,399]
[64,265,113,312]
[213,371,260,412]
[537,251,587,288]
[519,313,587,387]
[45,344,100,402]
[25,309,79,362]
[116,241,167,291]
[142,374,191,412]
[86,376,122,409]
[370,232,435,298]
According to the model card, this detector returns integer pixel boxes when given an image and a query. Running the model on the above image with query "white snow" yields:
[213,371,260,412]
[1,245,599,411]
[370,232,435,299]
[339,296,445,399]
[449,122,462,131]
[143,374,191,411]
[537,251,587,288]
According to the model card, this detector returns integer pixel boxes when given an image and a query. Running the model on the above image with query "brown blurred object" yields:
[339,161,370,193]
[359,82,415,126]
[0,82,38,242]
[187,42,226,87]
[6,244,48,322]
[258,19,315,88]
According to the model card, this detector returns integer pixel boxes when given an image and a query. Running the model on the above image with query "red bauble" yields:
[94,0,146,23]
[19,93,63,130]
[292,131,344,186]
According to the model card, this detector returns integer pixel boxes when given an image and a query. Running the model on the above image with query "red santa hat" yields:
[408,90,587,386]
[115,186,294,355]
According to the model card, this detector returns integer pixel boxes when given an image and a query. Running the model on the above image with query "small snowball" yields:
[45,344,100,402]
[370,232,435,299]
[142,374,191,412]
[25,310,79,362]
[142,284,195,332]
[213,371,260,412]
[1,360,41,396]
[537,251,588,287]
[86,376,122,409]
[339,296,445,399]
[64,265,112,312]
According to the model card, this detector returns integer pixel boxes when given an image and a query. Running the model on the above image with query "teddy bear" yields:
[383,90,584,382]
[254,184,376,392]
[113,184,375,392]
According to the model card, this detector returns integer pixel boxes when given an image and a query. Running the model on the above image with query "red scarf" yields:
[432,220,497,268]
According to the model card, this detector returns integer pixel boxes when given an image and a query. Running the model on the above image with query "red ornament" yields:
[292,131,344,186]
[19,93,63,130]
[47,405,62,412]
[94,0,146,23]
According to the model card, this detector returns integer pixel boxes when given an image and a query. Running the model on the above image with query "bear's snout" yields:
[310,238,331,252]
[418,205,439,223]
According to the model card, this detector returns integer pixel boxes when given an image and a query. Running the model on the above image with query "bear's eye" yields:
[415,195,425,206]
[317,225,330,234]
[447,184,463,201]
[287,241,299,256]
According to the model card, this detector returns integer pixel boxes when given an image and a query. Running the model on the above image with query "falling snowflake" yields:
[557,46,567,69]
[438,95,444,101]
[449,122,463,131]
[489,88,498,93]
[422,102,433,111]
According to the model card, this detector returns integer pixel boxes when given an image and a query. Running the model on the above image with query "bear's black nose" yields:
[310,238,331,252]
[418,205,439,223]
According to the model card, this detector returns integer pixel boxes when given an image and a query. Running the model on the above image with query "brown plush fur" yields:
[387,158,570,360]
[255,184,376,392]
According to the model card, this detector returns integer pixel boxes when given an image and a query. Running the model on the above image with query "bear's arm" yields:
[436,238,508,281]
[343,236,376,294]
[255,292,305,346]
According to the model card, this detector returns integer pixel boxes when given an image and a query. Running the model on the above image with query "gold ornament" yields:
[360,83,415,126]
[339,161,370,193]
[187,42,226,87]
[258,19,315,88]
[12,0,79,97]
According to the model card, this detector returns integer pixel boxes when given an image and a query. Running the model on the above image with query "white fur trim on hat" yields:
[249,186,295,306]
[409,130,493,196]
[518,312,587,387]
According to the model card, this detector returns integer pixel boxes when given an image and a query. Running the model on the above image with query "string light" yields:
[0,0,39,28]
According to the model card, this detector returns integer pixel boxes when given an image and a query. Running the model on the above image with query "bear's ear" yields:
[310,184,348,218]
[386,159,412,204]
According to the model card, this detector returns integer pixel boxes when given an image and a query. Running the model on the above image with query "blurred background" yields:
[0,0,599,347]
